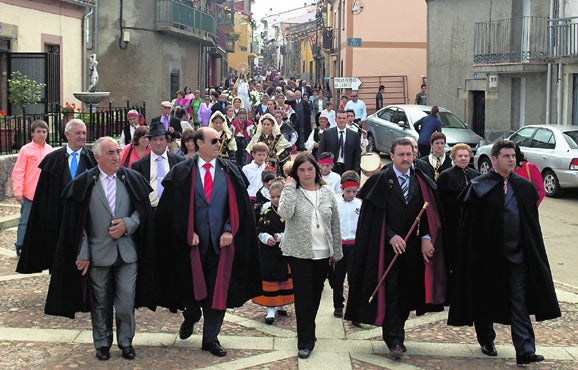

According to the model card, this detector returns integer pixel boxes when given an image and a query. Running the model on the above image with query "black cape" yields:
[257,205,288,281]
[44,166,158,318]
[17,147,96,273]
[436,165,480,280]
[344,166,446,325]
[448,171,560,326]
[155,156,262,311]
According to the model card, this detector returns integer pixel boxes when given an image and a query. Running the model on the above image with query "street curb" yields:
[0,214,19,230]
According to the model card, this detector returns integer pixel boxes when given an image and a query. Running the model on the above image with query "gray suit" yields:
[78,173,140,350]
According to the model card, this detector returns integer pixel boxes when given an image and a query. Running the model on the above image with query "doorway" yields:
[471,90,486,138]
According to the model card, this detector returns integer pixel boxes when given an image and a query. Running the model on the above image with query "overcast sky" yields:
[251,0,317,20]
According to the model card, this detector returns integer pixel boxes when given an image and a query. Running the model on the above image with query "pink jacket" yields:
[12,141,53,200]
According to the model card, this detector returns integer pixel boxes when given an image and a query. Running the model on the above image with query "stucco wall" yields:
[96,0,203,110]
[0,1,84,104]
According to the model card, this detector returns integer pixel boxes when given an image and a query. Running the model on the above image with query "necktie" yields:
[504,177,508,196]
[156,156,165,197]
[339,130,344,158]
[106,175,116,214]
[399,174,410,203]
[161,115,169,130]
[70,152,78,178]
[435,156,442,171]
[203,163,213,201]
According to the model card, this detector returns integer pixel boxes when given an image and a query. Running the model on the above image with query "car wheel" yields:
[543,169,562,198]
[478,156,492,174]
[367,134,378,153]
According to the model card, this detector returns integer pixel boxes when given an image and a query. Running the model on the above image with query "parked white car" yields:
[474,125,578,197]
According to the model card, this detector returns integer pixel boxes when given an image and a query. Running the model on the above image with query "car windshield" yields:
[419,110,468,129]
[563,130,578,149]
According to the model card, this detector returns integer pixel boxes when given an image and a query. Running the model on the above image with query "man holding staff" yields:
[345,137,446,360]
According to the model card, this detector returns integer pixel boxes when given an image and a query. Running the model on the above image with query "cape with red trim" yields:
[344,166,446,326]
[155,156,261,311]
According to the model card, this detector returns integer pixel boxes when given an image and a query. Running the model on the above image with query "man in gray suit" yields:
[74,137,147,361]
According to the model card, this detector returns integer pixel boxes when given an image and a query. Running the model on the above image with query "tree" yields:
[7,71,45,115]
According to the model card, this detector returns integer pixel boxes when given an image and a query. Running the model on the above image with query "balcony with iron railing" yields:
[549,16,578,60]
[473,16,548,65]
[216,2,235,33]
[155,0,216,43]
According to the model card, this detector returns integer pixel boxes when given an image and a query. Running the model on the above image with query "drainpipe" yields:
[82,6,95,91]
[546,0,554,124]
[556,1,565,125]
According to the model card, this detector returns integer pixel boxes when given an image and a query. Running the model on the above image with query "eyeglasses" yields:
[208,138,219,145]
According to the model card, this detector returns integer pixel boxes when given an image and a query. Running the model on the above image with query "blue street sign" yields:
[347,38,362,47]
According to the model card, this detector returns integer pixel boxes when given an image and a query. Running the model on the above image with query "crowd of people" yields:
[10,75,559,365]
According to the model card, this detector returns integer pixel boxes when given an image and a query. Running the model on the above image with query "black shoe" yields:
[298,348,311,359]
[265,316,275,324]
[481,342,497,356]
[95,347,110,361]
[401,344,407,353]
[388,345,404,359]
[202,342,227,357]
[121,346,136,360]
[179,319,195,340]
[516,352,544,365]
[333,308,343,318]
[277,309,288,316]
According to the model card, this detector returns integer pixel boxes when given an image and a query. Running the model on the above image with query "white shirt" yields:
[119,125,137,149]
[242,160,266,197]
[197,156,217,187]
[149,150,170,207]
[66,145,82,169]
[323,171,342,197]
[336,128,348,163]
[305,128,324,151]
[338,197,361,241]
[346,123,368,149]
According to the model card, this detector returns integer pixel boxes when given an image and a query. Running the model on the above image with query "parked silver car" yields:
[365,105,486,155]
[474,125,578,197]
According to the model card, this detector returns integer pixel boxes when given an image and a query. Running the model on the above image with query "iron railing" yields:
[155,0,216,37]
[0,101,146,155]
[474,16,549,64]
[548,16,578,59]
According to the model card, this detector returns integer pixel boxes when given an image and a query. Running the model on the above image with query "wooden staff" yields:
[368,202,430,303]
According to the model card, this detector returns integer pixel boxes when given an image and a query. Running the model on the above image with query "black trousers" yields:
[381,264,411,348]
[183,244,226,345]
[332,243,355,309]
[287,256,329,351]
[508,262,535,356]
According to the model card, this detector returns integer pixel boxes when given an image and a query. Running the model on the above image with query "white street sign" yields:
[333,77,362,89]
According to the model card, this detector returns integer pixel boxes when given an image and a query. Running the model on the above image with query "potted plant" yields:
[62,102,79,123]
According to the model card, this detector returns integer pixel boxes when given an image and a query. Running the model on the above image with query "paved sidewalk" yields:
[0,202,577,369]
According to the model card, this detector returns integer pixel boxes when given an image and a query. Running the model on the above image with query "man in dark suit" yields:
[150,101,182,142]
[317,110,361,175]
[419,132,452,181]
[132,123,184,209]
[155,127,261,357]
[345,137,445,360]
[299,80,312,97]
[211,93,228,115]
[17,119,96,274]
[253,94,269,121]
[286,90,311,151]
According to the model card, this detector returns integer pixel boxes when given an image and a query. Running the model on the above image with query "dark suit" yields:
[211,101,227,115]
[286,99,312,150]
[151,115,182,139]
[132,151,185,207]
[317,127,361,175]
[17,146,96,273]
[420,154,452,181]
[253,104,268,119]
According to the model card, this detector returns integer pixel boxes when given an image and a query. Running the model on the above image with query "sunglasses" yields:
[208,138,220,145]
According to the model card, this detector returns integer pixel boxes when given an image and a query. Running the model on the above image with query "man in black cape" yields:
[448,140,560,366]
[17,119,96,273]
[155,127,261,357]
[345,137,446,359]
